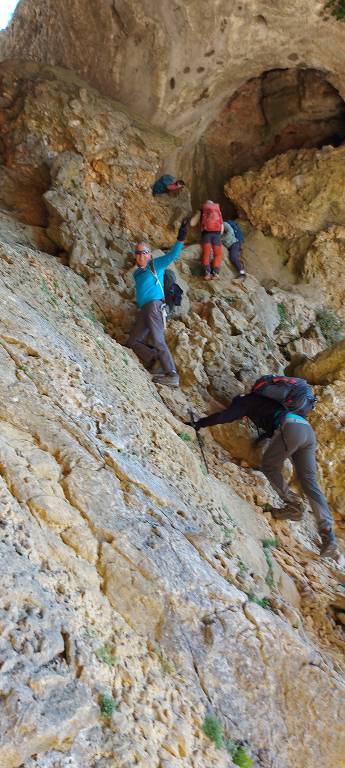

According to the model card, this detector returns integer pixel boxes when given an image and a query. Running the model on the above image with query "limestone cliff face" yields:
[3,1,345,214]
[0,189,345,768]
[1,1,345,145]
[0,58,344,768]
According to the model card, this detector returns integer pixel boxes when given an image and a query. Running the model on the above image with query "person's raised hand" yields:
[177,216,191,241]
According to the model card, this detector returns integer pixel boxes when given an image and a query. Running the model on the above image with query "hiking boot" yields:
[271,502,303,521]
[203,272,211,281]
[211,271,220,280]
[319,530,338,559]
[234,270,246,280]
[152,371,180,388]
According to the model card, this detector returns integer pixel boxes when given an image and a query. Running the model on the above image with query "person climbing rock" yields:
[190,385,337,559]
[191,201,223,280]
[127,217,190,388]
[222,220,246,279]
[152,175,186,196]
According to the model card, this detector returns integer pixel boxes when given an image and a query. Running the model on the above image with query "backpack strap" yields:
[149,260,165,300]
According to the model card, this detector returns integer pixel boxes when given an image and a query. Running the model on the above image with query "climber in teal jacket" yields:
[133,239,184,308]
[128,217,189,388]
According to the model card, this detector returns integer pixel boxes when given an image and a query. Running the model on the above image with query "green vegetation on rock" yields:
[246,593,270,609]
[99,692,117,718]
[95,644,118,667]
[326,0,345,20]
[202,714,224,749]
[316,307,344,346]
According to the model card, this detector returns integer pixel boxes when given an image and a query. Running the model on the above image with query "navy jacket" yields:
[196,394,286,437]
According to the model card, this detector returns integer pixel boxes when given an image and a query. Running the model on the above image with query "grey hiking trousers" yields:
[128,300,176,374]
[261,418,334,533]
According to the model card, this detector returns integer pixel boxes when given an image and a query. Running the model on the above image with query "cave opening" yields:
[191,67,345,216]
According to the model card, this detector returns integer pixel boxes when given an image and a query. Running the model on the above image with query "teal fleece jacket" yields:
[133,240,184,308]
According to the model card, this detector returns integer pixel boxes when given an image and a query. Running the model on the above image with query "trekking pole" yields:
[188,409,209,475]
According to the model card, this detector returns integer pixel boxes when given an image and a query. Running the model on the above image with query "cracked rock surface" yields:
[0,192,343,768]
[0,60,344,768]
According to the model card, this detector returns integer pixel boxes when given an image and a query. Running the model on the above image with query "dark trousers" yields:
[228,242,243,273]
[261,420,334,533]
[128,300,176,373]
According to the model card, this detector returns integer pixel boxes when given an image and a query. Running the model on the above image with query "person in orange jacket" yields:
[191,200,224,280]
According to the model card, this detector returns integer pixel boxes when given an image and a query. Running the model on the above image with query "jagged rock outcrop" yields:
[226,144,345,324]
[226,144,345,239]
[0,60,193,340]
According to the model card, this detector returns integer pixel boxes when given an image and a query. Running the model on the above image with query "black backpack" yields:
[164,269,183,310]
[252,375,316,416]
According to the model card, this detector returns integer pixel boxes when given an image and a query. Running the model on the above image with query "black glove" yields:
[177,216,191,242]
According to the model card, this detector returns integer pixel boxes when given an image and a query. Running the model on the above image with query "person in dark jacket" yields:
[192,393,337,558]
[127,217,189,388]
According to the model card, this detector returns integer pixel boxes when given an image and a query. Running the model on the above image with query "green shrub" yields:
[222,526,234,540]
[258,502,273,512]
[178,431,192,442]
[99,691,116,718]
[202,714,224,749]
[226,740,254,767]
[316,307,344,346]
[326,0,345,20]
[233,746,254,768]
[262,538,279,549]
[95,644,118,667]
[277,302,289,326]
[237,558,248,574]
[246,593,270,609]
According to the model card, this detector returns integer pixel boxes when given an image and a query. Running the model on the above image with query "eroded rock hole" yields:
[192,68,345,215]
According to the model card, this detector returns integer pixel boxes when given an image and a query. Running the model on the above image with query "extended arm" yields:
[190,210,201,227]
[195,395,249,429]
[154,240,184,269]
[154,216,189,268]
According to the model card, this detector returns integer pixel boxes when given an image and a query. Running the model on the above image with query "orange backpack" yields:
[200,202,223,232]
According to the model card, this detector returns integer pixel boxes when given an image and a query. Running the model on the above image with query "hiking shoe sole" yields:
[152,374,180,388]
[271,506,303,521]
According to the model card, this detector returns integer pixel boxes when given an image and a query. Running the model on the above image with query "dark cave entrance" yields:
[191,68,345,216]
